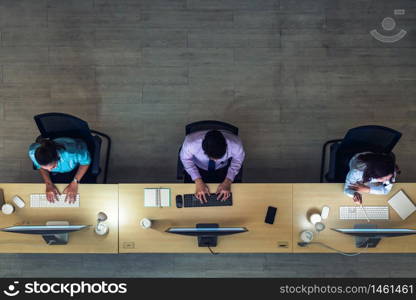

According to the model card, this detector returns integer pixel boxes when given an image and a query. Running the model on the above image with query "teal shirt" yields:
[28,137,91,173]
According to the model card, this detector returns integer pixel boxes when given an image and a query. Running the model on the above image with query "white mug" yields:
[2,203,15,215]
[309,213,322,224]
[300,230,314,243]
[95,223,109,236]
[140,218,152,229]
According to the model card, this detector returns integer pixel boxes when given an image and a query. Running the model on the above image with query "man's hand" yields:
[349,183,370,193]
[46,182,60,203]
[353,192,362,204]
[216,178,232,201]
[195,178,210,203]
[63,181,78,204]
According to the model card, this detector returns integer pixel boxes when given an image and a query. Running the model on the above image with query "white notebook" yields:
[388,190,416,220]
[144,188,170,207]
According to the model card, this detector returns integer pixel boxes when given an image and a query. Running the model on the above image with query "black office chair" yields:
[320,125,402,183]
[33,113,111,183]
[177,120,243,183]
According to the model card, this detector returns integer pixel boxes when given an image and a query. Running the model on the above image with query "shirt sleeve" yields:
[344,169,363,197]
[369,182,393,195]
[77,142,91,166]
[179,136,201,181]
[226,139,245,182]
[28,143,41,170]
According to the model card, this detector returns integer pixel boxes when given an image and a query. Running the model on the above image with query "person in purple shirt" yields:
[180,130,245,203]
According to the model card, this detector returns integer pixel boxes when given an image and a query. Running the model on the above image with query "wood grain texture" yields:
[0,184,118,253]
[293,183,416,253]
[119,183,293,253]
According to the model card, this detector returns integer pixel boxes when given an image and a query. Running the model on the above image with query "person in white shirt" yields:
[180,130,245,203]
[344,152,399,204]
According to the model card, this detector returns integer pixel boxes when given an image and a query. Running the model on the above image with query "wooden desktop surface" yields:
[0,184,118,253]
[119,184,293,253]
[293,183,416,253]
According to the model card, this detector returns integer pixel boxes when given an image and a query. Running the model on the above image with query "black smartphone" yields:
[176,195,183,208]
[265,206,277,224]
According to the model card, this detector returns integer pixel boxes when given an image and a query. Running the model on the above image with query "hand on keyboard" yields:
[63,181,79,204]
[46,183,61,203]
[353,192,362,204]
[195,179,210,203]
[216,179,232,201]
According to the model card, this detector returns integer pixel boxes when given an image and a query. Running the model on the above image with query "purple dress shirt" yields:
[180,130,245,182]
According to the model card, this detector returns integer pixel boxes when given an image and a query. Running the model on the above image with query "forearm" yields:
[39,169,53,185]
[226,150,245,182]
[74,165,89,181]
[226,162,241,182]
[181,160,201,181]
[343,183,355,197]
[223,178,232,185]
[369,183,393,195]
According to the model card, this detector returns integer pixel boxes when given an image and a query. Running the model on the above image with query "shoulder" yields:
[54,137,76,146]
[222,131,243,148]
[28,142,40,157]
[184,130,207,146]
[350,152,368,171]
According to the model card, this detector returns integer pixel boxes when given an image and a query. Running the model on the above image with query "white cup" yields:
[139,218,152,229]
[315,222,326,232]
[95,223,109,236]
[309,213,322,224]
[2,203,15,215]
[300,230,314,243]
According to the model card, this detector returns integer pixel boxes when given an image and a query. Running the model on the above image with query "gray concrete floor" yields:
[2,253,416,277]
[0,0,416,277]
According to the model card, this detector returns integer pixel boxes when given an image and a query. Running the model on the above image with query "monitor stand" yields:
[43,221,69,245]
[354,224,381,248]
[196,223,218,247]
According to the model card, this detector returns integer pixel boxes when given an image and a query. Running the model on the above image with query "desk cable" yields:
[297,241,368,256]
[208,246,218,255]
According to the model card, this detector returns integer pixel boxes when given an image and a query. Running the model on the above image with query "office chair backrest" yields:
[340,125,402,153]
[34,112,95,153]
[185,120,239,135]
[329,125,402,182]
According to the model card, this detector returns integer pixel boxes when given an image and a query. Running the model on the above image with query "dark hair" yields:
[358,152,397,183]
[34,139,65,166]
[202,130,227,159]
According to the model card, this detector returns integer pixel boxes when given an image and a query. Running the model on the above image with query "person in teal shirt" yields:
[28,137,91,203]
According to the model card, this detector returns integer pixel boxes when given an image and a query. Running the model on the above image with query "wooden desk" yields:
[0,184,118,253]
[119,184,292,253]
[293,183,416,253]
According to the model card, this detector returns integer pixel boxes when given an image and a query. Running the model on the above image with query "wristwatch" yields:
[73,178,79,184]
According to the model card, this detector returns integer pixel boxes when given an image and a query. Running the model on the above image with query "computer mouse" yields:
[176,195,183,208]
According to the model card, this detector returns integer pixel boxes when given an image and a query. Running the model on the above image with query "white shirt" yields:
[344,152,394,197]
[179,130,245,181]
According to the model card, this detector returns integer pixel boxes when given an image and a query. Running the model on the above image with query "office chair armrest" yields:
[90,130,111,183]
[233,166,243,183]
[320,139,342,182]
[177,158,184,180]
[89,136,102,176]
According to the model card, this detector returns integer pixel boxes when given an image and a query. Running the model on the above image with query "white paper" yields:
[388,190,416,220]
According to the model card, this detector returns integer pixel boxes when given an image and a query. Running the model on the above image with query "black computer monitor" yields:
[332,224,416,248]
[165,223,248,247]
[1,224,89,245]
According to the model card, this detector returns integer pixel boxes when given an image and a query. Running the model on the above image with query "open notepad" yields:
[144,188,171,207]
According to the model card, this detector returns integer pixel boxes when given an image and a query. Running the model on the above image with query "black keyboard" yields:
[183,193,232,207]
